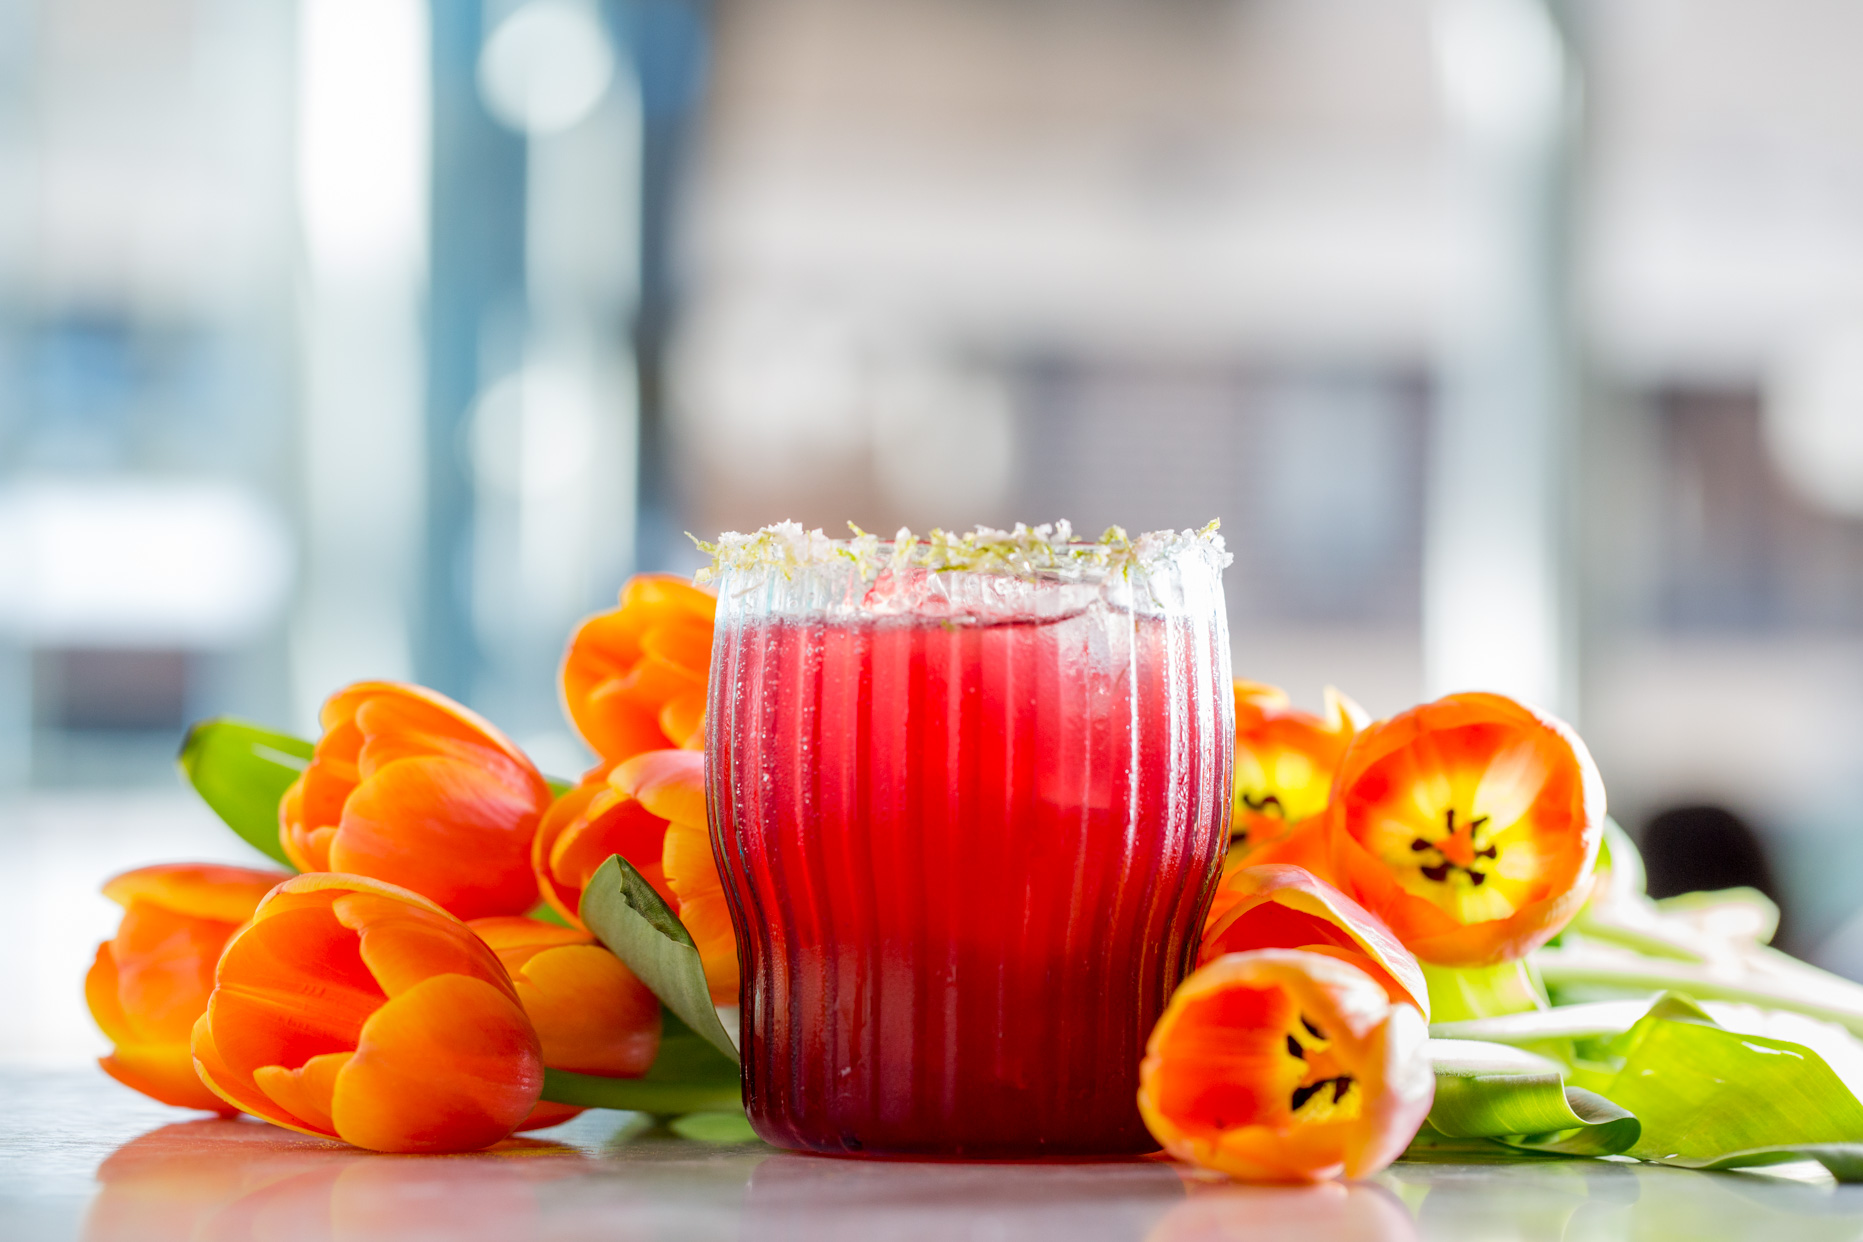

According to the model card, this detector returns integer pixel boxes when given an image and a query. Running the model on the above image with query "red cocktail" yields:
[705,525,1232,1156]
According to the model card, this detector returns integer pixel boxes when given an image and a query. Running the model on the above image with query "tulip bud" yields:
[280,682,551,920]
[191,874,544,1153]
[561,574,715,764]
[87,863,288,1112]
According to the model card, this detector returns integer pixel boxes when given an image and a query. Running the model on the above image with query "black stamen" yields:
[1469,871,1487,886]
[1410,837,1433,852]
[1285,1035,1304,1059]
[1241,792,1285,817]
[1422,863,1451,882]
[1477,845,1498,860]
[1471,815,1490,832]
[1291,1077,1354,1112]
[1445,808,1456,831]
[1300,1017,1324,1040]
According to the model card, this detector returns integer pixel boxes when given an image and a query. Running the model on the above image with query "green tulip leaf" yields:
[1426,1039,1641,1157]
[177,718,313,868]
[1592,994,1863,1167]
[579,854,741,1066]
[1431,998,1657,1046]
[1690,1143,1863,1181]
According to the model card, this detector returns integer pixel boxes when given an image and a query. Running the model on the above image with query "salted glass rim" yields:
[696,519,1231,589]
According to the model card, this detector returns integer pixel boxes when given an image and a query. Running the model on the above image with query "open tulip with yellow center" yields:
[1138,949,1433,1183]
[1227,682,1366,877]
[1327,692,1604,967]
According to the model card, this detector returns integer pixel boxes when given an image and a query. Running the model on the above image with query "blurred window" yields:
[1656,387,1863,632]
[1017,360,1426,626]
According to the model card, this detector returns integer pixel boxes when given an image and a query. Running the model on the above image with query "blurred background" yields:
[5,0,1863,1063]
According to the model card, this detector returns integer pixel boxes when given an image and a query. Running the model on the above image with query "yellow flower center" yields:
[1283,1014,1361,1123]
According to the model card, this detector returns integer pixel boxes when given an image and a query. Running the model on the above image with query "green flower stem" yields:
[1534,946,1863,1038]
[1423,959,1547,1023]
[539,1068,742,1115]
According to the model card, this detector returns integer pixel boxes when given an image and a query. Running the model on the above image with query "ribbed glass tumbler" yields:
[705,528,1233,1157]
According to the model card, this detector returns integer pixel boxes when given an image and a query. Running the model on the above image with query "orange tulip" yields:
[190,873,543,1153]
[1229,682,1365,870]
[1138,949,1433,1183]
[279,682,551,920]
[86,864,288,1113]
[1200,865,1427,1018]
[561,574,716,764]
[1328,692,1604,967]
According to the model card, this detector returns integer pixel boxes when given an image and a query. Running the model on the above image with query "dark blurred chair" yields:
[1639,804,1786,945]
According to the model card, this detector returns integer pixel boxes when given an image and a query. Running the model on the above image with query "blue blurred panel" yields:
[606,0,709,571]
[424,3,527,702]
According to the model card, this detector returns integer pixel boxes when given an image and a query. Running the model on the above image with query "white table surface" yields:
[6,1067,1863,1241]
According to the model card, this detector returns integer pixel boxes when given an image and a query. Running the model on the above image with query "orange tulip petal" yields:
[333,892,514,1002]
[190,1011,307,1132]
[545,792,676,914]
[532,781,605,924]
[106,903,239,1044]
[614,750,706,826]
[469,915,594,959]
[662,819,738,1002]
[641,615,714,676]
[330,973,542,1153]
[509,944,661,1076]
[253,1050,352,1135]
[101,864,286,924]
[623,573,717,622]
[209,904,386,1078]
[615,656,705,715]
[100,1043,234,1114]
[329,756,541,920]
[660,691,707,751]
[1201,865,1428,1018]
[86,942,133,1046]
[576,688,675,761]
[282,821,337,873]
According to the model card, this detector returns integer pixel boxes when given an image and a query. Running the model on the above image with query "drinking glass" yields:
[705,525,1233,1157]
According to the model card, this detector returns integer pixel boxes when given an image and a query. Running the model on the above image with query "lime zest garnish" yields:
[693,519,1229,584]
